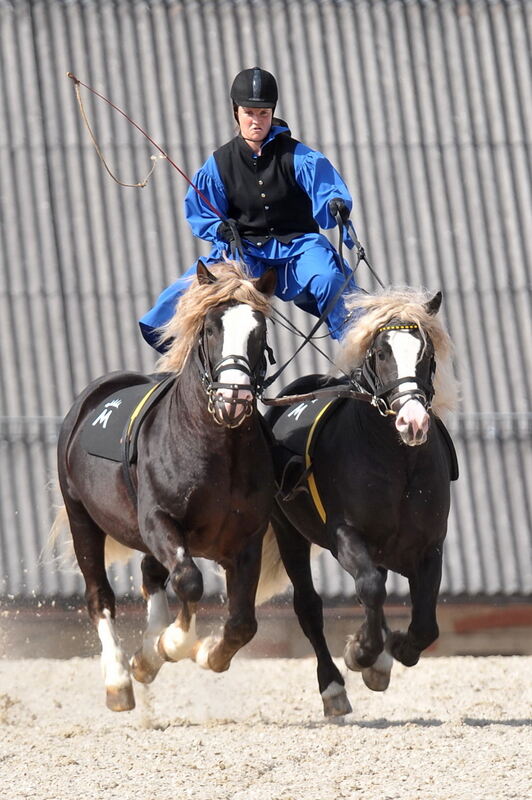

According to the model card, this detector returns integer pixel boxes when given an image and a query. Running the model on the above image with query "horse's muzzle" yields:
[395,398,430,446]
[209,386,255,428]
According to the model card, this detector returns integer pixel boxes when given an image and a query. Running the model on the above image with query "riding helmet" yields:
[230,67,278,109]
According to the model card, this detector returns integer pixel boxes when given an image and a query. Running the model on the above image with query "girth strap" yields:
[121,375,176,502]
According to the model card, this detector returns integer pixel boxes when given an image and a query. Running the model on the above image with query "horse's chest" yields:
[161,447,270,529]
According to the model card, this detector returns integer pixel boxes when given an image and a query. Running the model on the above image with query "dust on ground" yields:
[0,656,530,800]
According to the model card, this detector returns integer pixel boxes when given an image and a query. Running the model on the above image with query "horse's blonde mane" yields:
[156,261,272,374]
[337,287,459,417]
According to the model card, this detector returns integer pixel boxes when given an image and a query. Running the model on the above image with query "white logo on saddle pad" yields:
[287,399,318,421]
[92,398,123,429]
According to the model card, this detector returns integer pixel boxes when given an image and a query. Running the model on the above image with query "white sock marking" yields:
[158,614,197,662]
[98,610,130,689]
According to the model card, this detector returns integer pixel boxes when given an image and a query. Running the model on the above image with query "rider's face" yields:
[237,107,273,144]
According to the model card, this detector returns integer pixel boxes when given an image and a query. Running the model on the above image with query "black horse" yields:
[263,288,459,717]
[54,261,276,711]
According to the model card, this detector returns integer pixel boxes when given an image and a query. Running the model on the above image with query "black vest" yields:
[213,133,319,245]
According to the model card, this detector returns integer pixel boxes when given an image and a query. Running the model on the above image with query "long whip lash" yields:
[67,72,224,218]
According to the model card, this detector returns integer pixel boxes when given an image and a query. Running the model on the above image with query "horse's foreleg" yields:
[388,546,442,667]
[68,504,134,711]
[192,533,263,673]
[335,525,393,691]
[138,510,203,666]
[273,514,351,717]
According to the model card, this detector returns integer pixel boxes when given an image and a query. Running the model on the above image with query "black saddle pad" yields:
[272,395,343,459]
[81,381,156,462]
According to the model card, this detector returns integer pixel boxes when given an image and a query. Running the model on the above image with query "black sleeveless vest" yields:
[213,133,319,245]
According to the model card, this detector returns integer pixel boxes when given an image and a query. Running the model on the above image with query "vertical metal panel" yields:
[0,0,530,600]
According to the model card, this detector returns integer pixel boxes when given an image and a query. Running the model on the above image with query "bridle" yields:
[197,321,272,429]
[358,323,436,416]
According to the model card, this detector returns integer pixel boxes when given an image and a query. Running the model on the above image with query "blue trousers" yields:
[139,237,357,352]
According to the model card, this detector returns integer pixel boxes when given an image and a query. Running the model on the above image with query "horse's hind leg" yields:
[274,515,352,717]
[67,502,134,711]
[335,525,393,691]
[388,546,442,667]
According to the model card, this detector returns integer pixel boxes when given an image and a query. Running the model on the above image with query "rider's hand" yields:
[329,198,350,224]
[217,219,238,243]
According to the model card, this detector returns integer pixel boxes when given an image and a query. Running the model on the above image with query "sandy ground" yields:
[0,655,530,800]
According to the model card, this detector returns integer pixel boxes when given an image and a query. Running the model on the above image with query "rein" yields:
[261,383,396,416]
[262,322,435,417]
[262,216,386,390]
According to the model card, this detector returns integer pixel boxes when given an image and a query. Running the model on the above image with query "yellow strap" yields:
[126,383,161,439]
[305,401,335,524]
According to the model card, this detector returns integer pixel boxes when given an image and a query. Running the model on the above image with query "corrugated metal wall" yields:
[0,0,530,600]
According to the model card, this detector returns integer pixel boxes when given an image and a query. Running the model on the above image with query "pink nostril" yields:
[395,400,430,441]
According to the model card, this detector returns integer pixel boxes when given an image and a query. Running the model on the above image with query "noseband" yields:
[360,323,436,416]
[197,328,270,429]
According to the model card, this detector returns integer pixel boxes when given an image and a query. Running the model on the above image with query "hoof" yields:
[321,682,352,717]
[343,636,363,672]
[361,648,393,692]
[157,621,197,663]
[191,636,229,672]
[130,650,162,684]
[106,683,135,712]
[191,637,212,669]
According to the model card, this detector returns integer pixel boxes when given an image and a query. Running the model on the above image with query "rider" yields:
[139,67,359,352]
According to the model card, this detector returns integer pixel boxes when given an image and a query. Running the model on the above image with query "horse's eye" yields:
[376,349,386,361]
[205,326,214,337]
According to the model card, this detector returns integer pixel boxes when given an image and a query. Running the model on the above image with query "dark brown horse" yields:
[263,288,459,717]
[54,261,276,711]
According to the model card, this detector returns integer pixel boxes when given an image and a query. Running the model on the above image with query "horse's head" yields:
[360,292,441,446]
[197,262,276,428]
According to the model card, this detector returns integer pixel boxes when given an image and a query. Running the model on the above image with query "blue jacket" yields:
[184,124,354,250]
[139,125,356,350]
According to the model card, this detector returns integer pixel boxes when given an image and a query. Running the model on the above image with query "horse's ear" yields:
[425,291,442,316]
[196,260,217,285]
[254,268,277,297]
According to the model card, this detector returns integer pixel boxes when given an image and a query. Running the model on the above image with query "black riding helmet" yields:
[230,67,278,111]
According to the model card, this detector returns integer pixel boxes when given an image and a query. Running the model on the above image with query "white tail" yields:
[104,537,136,566]
[42,505,76,568]
[255,525,291,606]
[45,504,135,568]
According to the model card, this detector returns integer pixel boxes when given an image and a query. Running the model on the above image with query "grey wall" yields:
[0,0,530,599]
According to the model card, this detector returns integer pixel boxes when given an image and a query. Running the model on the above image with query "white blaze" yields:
[388,330,430,444]
[388,330,422,392]
[219,304,258,400]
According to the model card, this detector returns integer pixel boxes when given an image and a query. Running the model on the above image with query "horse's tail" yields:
[42,504,76,568]
[255,525,290,606]
[48,504,69,548]
[45,503,135,568]
[104,538,136,566]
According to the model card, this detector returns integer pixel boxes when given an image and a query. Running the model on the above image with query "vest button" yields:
[264,205,269,210]
[258,179,264,185]
[257,242,263,246]
[260,192,266,198]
